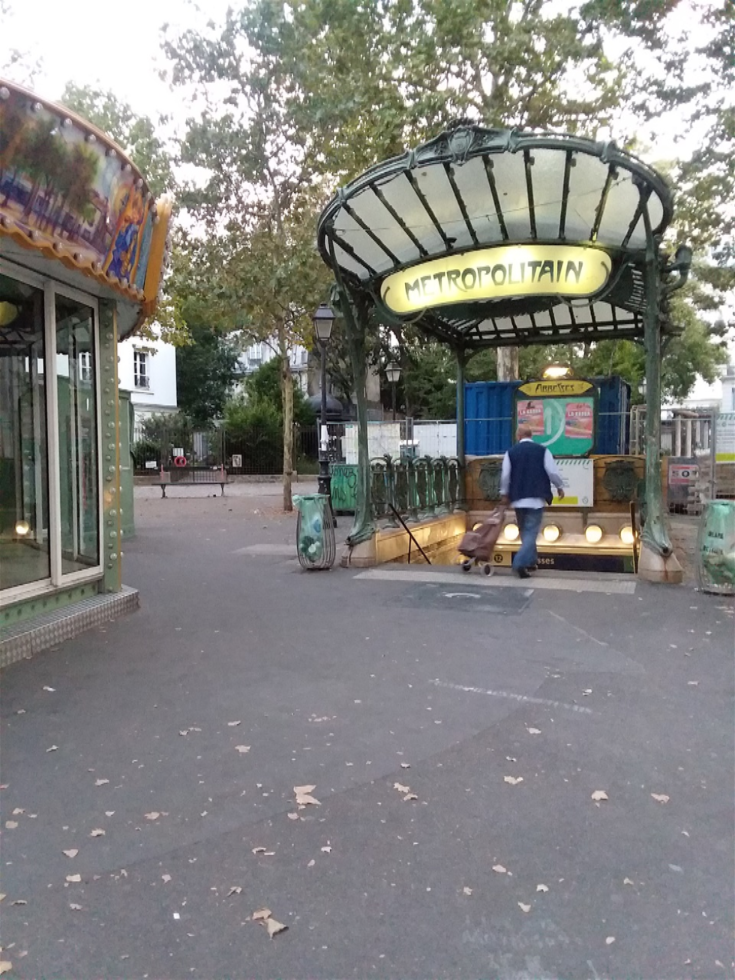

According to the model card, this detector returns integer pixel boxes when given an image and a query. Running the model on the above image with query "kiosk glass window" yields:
[55,295,99,573]
[0,274,51,590]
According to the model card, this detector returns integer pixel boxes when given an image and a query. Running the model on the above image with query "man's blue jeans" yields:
[512,507,544,571]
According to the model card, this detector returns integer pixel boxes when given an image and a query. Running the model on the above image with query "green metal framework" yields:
[317,123,691,568]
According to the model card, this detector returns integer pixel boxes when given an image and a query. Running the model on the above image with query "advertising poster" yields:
[516,380,596,456]
[716,414,735,463]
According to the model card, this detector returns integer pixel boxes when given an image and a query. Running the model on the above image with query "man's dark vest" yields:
[508,440,552,505]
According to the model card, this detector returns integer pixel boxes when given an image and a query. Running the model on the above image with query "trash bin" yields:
[697,500,735,595]
[293,494,336,570]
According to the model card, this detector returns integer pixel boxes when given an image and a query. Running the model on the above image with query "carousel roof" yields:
[317,124,675,350]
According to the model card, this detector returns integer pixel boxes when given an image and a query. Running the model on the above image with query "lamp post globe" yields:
[312,303,336,510]
[385,360,401,421]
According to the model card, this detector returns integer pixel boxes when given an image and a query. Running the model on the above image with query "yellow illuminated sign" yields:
[380,245,612,315]
[518,380,594,397]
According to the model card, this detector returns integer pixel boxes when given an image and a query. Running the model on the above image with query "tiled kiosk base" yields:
[0,587,139,668]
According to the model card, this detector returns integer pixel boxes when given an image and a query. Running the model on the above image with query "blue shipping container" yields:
[463,377,630,456]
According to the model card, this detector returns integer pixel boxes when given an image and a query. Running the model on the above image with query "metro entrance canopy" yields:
[317,124,680,351]
[316,123,692,581]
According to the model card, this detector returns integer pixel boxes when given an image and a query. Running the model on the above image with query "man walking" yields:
[500,424,565,579]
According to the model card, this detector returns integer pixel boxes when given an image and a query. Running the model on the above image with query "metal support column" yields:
[456,347,466,467]
[639,208,682,582]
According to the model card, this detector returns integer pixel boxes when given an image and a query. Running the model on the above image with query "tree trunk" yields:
[496,347,519,381]
[280,328,294,513]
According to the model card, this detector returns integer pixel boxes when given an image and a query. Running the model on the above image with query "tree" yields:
[175,323,240,426]
[244,358,315,427]
[162,11,334,511]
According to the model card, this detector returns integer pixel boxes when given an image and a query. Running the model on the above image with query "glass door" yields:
[48,288,101,583]
[0,261,103,606]
[0,272,51,592]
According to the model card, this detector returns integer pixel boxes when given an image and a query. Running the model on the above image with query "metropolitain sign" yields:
[380,245,612,315]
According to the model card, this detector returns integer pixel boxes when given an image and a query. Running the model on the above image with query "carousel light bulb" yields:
[585,524,603,544]
[503,522,520,542]
[15,520,30,536]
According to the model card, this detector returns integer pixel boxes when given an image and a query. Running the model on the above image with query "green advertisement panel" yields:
[515,380,596,456]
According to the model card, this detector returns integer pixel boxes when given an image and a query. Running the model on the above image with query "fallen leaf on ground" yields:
[463,886,472,895]
[227,721,241,727]
[235,745,251,754]
[294,785,320,806]
[504,776,523,786]
[227,886,242,896]
[623,877,634,885]
[4,822,17,829]
[252,908,272,921]
[536,884,549,892]
[651,794,669,803]
[403,793,418,801]
[606,936,615,945]
[0,894,5,902]
[43,686,55,692]
[66,874,81,883]
[11,809,24,815]
[46,745,58,753]
[393,782,411,794]
[266,917,287,938]
[591,790,608,802]
[10,900,26,906]
[162,875,172,883]
[90,829,105,837]
[527,728,541,735]
[400,763,411,769]
[0,961,11,975]
[321,845,332,853]
[63,849,78,858]
[94,779,109,787]
[506,756,517,762]
[252,847,267,855]
[307,859,315,867]
[69,903,83,911]
[105,811,115,817]
[518,903,531,913]
[687,681,698,686]
[492,864,507,874]
[144,812,160,821]
[287,813,299,820]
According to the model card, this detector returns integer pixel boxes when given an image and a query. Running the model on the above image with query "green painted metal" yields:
[330,463,358,514]
[98,301,124,595]
[118,390,135,540]
[0,581,99,629]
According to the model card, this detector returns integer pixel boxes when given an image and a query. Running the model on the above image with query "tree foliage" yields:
[175,323,240,426]
[244,357,315,426]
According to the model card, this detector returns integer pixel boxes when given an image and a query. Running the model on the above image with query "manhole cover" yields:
[390,584,534,615]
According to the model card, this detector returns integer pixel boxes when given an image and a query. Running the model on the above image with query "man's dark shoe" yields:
[516,568,531,579]
[528,564,538,572]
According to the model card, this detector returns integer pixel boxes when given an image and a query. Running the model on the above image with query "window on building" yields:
[79,351,92,383]
[134,350,149,389]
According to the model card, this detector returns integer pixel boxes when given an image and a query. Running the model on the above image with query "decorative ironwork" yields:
[366,455,463,526]
[478,460,503,501]
[602,459,638,502]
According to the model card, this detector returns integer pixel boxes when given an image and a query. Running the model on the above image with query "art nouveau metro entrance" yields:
[317,123,692,582]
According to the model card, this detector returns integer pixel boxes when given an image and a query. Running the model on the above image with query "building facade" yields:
[118,327,178,438]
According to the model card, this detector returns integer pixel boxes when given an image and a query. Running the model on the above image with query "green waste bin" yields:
[697,500,735,594]
[294,494,336,570]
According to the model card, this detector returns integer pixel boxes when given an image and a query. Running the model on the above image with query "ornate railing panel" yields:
[367,454,463,525]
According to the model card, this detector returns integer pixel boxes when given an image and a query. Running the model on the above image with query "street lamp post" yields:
[312,303,336,507]
[385,361,401,422]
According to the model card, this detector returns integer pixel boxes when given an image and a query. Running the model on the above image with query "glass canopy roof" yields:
[317,125,674,350]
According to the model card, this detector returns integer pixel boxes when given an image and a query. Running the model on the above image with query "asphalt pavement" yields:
[0,488,733,979]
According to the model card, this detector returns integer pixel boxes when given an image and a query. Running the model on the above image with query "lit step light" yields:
[585,524,603,544]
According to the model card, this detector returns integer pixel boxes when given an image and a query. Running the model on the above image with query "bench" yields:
[160,466,228,498]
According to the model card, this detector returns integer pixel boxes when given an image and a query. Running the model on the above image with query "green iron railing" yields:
[369,455,463,526]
